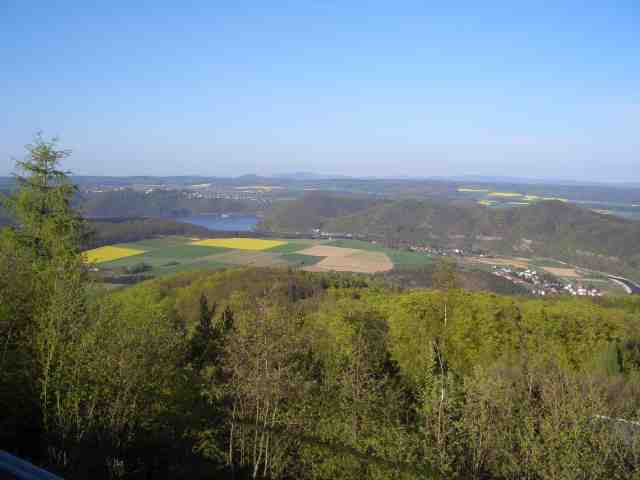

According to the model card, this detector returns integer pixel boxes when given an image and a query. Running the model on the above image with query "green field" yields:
[265,240,315,254]
[282,253,324,267]
[327,239,433,268]
[101,244,227,269]
[92,236,434,283]
[529,257,568,268]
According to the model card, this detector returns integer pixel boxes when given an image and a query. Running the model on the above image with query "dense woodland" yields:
[2,138,640,479]
[84,217,212,249]
[375,265,529,296]
[261,193,640,281]
[79,189,257,218]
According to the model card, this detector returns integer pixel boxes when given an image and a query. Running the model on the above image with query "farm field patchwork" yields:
[281,253,324,267]
[211,250,288,268]
[119,236,197,249]
[263,240,316,254]
[98,244,227,270]
[190,238,287,250]
[327,239,433,268]
[88,235,437,282]
[85,245,146,263]
[298,245,393,273]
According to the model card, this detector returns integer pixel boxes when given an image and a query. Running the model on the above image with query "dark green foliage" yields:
[125,262,152,274]
[377,265,529,295]
[0,134,89,461]
[259,192,384,232]
[432,257,458,290]
[85,217,212,248]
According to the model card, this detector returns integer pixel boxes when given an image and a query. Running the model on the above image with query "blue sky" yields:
[1,1,639,181]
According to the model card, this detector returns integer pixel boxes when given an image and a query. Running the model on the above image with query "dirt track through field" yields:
[298,245,393,273]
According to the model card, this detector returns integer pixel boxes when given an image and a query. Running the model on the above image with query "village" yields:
[491,265,602,297]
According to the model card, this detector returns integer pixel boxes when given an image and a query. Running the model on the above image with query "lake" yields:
[175,214,259,232]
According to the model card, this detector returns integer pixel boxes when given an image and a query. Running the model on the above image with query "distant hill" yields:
[258,192,386,232]
[440,174,638,187]
[79,189,257,218]
[262,194,640,280]
[274,172,353,180]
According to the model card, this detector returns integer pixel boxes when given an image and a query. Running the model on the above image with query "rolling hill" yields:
[261,194,640,280]
[258,192,385,232]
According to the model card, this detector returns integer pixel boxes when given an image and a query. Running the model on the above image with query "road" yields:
[608,276,640,295]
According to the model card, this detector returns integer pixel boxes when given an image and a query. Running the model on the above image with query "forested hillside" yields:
[85,217,213,248]
[262,194,640,280]
[80,189,257,218]
[5,260,640,478]
[258,192,385,232]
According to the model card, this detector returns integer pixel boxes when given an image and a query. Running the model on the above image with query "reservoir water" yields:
[176,214,259,232]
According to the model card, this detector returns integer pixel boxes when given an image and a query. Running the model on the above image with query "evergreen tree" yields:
[0,134,88,461]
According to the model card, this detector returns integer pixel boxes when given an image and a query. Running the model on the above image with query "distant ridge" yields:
[433,175,640,188]
[262,193,640,280]
[273,172,353,180]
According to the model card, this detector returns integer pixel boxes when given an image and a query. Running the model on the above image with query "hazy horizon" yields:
[2,2,639,181]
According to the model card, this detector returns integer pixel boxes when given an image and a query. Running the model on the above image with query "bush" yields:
[126,262,152,274]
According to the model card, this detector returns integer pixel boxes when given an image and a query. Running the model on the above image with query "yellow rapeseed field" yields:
[190,238,287,251]
[457,187,489,192]
[488,191,524,197]
[524,195,568,202]
[84,246,146,263]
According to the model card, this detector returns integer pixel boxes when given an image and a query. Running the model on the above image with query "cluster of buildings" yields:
[563,283,602,297]
[492,266,601,297]
[409,245,451,256]
[82,182,276,207]
[310,228,354,240]
[408,245,490,258]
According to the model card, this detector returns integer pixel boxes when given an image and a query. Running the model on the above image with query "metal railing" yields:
[0,451,63,480]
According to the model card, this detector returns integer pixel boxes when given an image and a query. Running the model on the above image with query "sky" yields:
[1,1,639,181]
